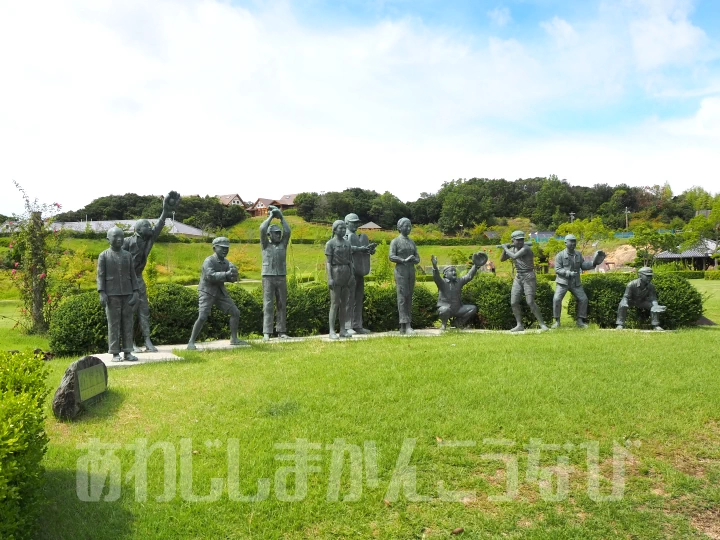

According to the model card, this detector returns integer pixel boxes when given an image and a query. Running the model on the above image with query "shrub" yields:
[148,283,200,345]
[363,283,437,331]
[0,351,49,539]
[48,291,106,356]
[667,270,705,279]
[567,273,703,329]
[251,282,330,336]
[705,270,720,280]
[461,274,553,330]
[536,273,556,283]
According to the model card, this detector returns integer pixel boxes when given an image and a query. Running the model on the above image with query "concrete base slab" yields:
[185,339,252,351]
[95,349,184,368]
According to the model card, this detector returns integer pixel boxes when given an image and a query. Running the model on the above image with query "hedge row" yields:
[0,352,49,539]
[47,272,704,355]
[705,270,720,280]
[49,275,562,355]
[48,283,439,355]
[567,273,703,329]
[658,270,706,280]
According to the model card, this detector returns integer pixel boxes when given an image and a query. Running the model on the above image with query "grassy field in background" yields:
[36,325,720,539]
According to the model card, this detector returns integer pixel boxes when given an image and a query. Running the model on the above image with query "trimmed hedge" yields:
[704,270,720,280]
[48,291,107,357]
[536,273,556,283]
[461,274,554,330]
[567,273,703,329]
[49,282,439,355]
[0,351,49,539]
[663,270,705,280]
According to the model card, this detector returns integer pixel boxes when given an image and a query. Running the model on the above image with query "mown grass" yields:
[36,325,720,539]
[1,280,717,538]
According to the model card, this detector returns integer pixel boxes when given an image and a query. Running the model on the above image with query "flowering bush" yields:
[8,182,67,333]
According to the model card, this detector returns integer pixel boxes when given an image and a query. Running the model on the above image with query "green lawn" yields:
[1,282,718,538]
[17,281,718,539]
[36,326,720,539]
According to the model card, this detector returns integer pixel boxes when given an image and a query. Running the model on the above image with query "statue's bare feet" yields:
[539,324,549,332]
[111,354,123,362]
[186,343,197,350]
[278,334,289,339]
[551,320,561,329]
[144,338,158,352]
[329,332,339,340]
[510,324,525,333]
[263,334,270,342]
[124,353,138,362]
[353,327,371,334]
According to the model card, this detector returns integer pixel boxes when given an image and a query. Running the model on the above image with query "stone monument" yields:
[616,266,666,331]
[389,217,420,334]
[52,356,108,420]
[260,205,291,341]
[552,234,605,328]
[344,213,376,334]
[431,251,487,330]
[123,190,180,352]
[97,226,139,362]
[326,220,353,339]
[498,230,549,332]
[187,237,247,350]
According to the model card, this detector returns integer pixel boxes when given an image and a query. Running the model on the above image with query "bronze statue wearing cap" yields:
[552,234,605,328]
[498,230,548,331]
[260,205,291,340]
[616,266,666,330]
[344,212,376,334]
[187,237,246,349]
[431,252,486,330]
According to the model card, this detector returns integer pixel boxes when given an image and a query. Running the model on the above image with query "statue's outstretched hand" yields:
[163,191,181,211]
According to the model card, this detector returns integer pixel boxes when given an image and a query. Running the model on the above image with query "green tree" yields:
[368,192,409,230]
[629,225,681,266]
[294,192,319,221]
[556,217,612,253]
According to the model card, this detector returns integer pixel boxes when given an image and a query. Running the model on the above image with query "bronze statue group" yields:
[97,194,666,361]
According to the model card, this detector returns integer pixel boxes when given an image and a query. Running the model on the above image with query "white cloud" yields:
[540,16,579,47]
[0,0,719,216]
[628,0,707,70]
[487,7,511,27]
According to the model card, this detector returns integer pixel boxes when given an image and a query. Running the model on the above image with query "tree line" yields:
[296,177,718,233]
[45,177,719,236]
[54,194,247,232]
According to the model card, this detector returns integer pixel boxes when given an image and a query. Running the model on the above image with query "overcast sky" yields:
[1,0,719,216]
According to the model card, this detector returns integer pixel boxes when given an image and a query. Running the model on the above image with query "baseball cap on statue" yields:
[510,230,525,240]
[212,237,230,247]
[345,213,361,223]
